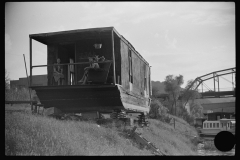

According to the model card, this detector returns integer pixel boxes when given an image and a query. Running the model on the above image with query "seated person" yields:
[53,58,65,85]
[78,55,105,84]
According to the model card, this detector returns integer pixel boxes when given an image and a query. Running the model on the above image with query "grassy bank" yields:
[140,117,198,155]
[5,104,198,155]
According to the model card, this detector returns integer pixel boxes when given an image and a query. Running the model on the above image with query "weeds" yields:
[5,103,200,155]
[203,141,217,151]
[5,108,151,156]
[5,87,38,101]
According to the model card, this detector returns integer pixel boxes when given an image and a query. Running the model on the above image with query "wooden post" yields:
[130,118,134,126]
[174,118,175,129]
[111,30,116,85]
[75,42,77,84]
[29,37,33,112]
[29,38,32,87]
[129,126,137,137]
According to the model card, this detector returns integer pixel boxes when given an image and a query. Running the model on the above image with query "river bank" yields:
[5,104,235,155]
[197,139,235,156]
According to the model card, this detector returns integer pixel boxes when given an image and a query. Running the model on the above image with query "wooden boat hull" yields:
[30,84,150,114]
[200,129,235,136]
[200,129,221,136]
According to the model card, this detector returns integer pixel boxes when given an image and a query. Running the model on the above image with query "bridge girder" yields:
[182,67,235,107]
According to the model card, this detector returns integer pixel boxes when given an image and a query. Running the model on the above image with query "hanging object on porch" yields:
[94,43,102,49]
[94,31,102,49]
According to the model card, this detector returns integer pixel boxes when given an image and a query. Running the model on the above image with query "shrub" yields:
[203,141,216,151]
[5,87,39,102]
[149,99,171,123]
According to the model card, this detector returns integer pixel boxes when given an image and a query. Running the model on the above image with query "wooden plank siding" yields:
[149,66,152,96]
[132,51,141,96]
[114,34,121,85]
[146,65,150,96]
[140,60,146,97]
[120,39,151,98]
[120,40,130,91]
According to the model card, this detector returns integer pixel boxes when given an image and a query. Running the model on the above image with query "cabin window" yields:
[213,123,215,128]
[207,123,209,128]
[217,123,219,128]
[210,123,212,128]
[221,123,223,128]
[128,49,133,83]
[204,123,206,128]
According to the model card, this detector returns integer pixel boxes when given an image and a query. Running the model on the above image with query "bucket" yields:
[94,44,102,49]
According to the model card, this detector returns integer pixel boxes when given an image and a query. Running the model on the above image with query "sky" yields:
[5,2,235,90]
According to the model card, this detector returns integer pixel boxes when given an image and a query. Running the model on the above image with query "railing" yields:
[30,60,113,86]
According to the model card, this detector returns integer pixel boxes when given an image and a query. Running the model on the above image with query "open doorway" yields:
[58,43,75,85]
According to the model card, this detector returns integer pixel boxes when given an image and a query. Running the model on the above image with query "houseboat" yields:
[29,27,152,123]
[200,118,235,137]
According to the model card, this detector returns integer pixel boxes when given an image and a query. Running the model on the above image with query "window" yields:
[210,123,212,128]
[207,123,209,128]
[213,123,215,128]
[128,49,133,83]
[204,123,206,128]
[217,123,219,128]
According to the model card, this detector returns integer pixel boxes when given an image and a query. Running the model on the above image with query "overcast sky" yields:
[5,2,235,90]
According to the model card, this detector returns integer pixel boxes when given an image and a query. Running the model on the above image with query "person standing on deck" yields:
[53,58,65,85]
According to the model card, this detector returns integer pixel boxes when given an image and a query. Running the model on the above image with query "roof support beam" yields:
[29,37,32,87]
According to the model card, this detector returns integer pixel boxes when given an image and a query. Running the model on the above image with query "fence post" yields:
[174,118,175,129]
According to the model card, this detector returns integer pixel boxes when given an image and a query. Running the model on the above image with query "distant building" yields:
[195,98,235,114]
[205,112,235,121]
[10,74,48,89]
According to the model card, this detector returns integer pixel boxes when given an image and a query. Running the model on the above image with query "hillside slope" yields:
[5,104,198,155]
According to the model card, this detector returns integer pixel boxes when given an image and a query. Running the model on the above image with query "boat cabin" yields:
[202,118,235,132]
[204,112,235,121]
[29,27,152,115]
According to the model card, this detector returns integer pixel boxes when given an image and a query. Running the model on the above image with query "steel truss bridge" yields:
[180,67,235,108]
[185,67,235,98]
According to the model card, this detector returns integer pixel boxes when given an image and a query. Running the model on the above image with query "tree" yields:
[149,98,168,118]
[180,79,204,119]
[151,81,166,98]
[181,79,201,109]
[189,100,203,118]
[163,74,184,115]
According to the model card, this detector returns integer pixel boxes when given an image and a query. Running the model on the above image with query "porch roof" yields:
[29,27,115,45]
[29,26,149,65]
